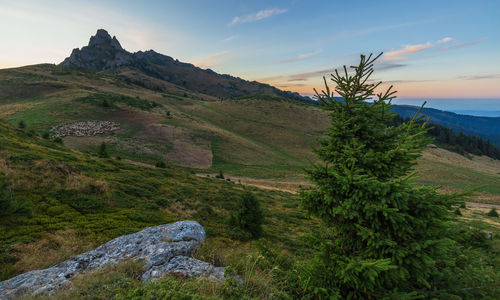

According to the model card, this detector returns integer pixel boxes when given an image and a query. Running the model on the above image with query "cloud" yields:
[277,50,321,64]
[287,68,333,81]
[229,8,287,25]
[441,38,487,51]
[374,63,408,71]
[384,42,433,61]
[382,36,456,62]
[223,34,239,42]
[437,37,453,44]
[192,50,232,68]
[457,74,500,80]
[381,79,435,84]
[329,19,437,41]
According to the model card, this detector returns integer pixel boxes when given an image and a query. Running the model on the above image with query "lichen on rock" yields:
[0,221,231,299]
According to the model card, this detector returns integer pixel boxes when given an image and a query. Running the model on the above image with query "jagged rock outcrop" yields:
[59,29,313,103]
[61,29,133,70]
[0,221,228,299]
[50,120,120,137]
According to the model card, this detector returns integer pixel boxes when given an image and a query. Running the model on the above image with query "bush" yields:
[53,137,63,144]
[102,99,110,107]
[25,129,37,137]
[215,170,224,179]
[17,120,25,129]
[155,160,167,168]
[229,191,263,239]
[42,132,50,139]
[98,142,109,158]
[487,207,499,217]
[66,194,106,214]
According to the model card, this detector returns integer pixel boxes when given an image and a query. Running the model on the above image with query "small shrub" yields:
[98,142,109,158]
[455,208,462,216]
[153,197,169,208]
[18,120,26,129]
[26,129,37,137]
[487,207,499,217]
[155,160,167,168]
[194,203,216,220]
[66,195,105,214]
[42,132,50,139]
[216,170,224,179]
[53,137,63,144]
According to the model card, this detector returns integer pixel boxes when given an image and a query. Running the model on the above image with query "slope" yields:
[0,119,315,284]
[0,64,498,202]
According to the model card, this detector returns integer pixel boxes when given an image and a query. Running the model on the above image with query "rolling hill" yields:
[0,29,498,202]
[392,105,500,146]
[1,29,500,298]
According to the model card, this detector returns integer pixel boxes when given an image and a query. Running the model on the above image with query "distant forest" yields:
[390,115,500,160]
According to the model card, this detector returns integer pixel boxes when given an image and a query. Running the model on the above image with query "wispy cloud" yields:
[384,42,433,61]
[374,63,408,71]
[223,34,239,42]
[441,38,487,51]
[287,68,333,82]
[457,73,500,80]
[192,50,231,68]
[383,37,454,61]
[437,37,453,44]
[277,50,321,64]
[329,19,437,41]
[229,8,287,26]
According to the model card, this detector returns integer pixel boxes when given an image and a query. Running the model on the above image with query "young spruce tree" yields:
[301,53,463,298]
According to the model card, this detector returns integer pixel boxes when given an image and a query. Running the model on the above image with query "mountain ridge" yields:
[61,29,312,102]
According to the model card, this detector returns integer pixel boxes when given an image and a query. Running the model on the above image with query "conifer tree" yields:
[300,53,463,298]
[98,142,109,158]
[230,191,264,238]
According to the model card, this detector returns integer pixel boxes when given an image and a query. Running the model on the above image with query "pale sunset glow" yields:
[0,0,498,107]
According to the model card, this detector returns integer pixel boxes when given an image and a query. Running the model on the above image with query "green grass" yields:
[1,64,498,199]
[0,64,499,297]
[0,120,316,284]
[416,158,500,195]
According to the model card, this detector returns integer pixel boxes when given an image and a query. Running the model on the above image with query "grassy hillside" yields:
[0,63,499,296]
[0,120,498,299]
[0,64,498,204]
[0,119,318,286]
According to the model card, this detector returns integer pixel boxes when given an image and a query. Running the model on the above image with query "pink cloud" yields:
[437,37,453,44]
[384,42,432,61]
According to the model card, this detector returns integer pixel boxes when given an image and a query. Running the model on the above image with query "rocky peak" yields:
[60,29,132,70]
[88,29,123,50]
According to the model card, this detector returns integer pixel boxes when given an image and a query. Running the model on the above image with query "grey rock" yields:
[61,29,132,70]
[0,221,230,299]
[142,256,225,282]
[88,29,123,51]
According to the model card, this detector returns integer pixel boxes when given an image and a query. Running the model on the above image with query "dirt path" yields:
[466,202,500,209]
[197,173,310,193]
[197,173,500,208]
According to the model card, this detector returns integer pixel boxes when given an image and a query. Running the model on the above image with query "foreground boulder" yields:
[0,221,226,299]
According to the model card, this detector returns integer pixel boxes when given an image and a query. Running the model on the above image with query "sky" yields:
[0,0,499,111]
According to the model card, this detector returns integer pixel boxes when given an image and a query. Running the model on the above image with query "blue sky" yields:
[0,0,499,108]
